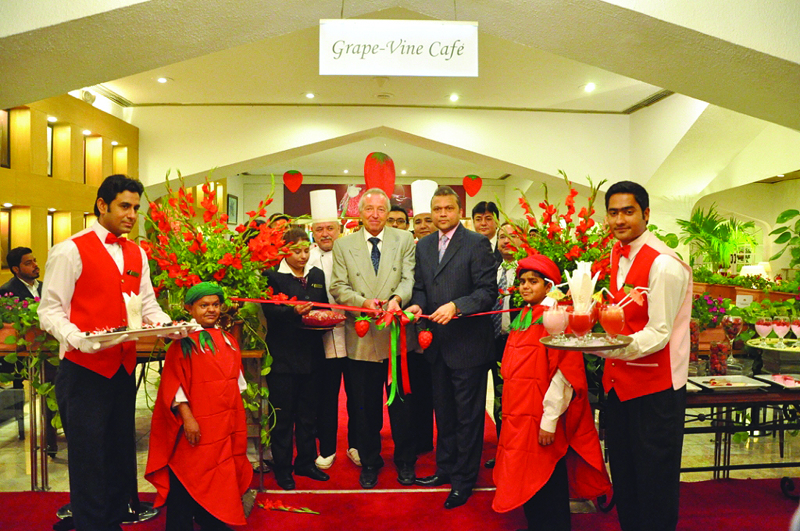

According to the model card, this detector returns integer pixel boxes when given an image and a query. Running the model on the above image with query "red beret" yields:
[516,255,562,285]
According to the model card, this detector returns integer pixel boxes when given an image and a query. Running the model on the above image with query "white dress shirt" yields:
[307,244,347,359]
[21,278,41,299]
[38,222,170,358]
[541,369,574,433]
[598,230,690,361]
[497,262,516,333]
[363,227,385,253]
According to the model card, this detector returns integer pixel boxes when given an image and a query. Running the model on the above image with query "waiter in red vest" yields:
[594,181,692,531]
[39,175,179,531]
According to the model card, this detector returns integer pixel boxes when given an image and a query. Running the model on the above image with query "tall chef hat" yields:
[310,189,339,223]
[411,179,438,216]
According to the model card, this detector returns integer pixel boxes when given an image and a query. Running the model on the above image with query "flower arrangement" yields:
[692,293,727,331]
[502,170,613,288]
[141,174,290,321]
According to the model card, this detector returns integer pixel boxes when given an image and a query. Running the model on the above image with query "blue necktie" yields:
[492,270,507,337]
[369,237,381,274]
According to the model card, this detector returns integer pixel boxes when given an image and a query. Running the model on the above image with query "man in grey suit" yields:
[407,186,497,509]
[330,188,417,489]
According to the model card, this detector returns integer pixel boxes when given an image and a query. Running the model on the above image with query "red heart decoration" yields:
[283,170,303,193]
[364,152,396,196]
[463,174,482,197]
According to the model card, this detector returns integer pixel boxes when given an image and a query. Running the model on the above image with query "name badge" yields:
[311,283,324,289]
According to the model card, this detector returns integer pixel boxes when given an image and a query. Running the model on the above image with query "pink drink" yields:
[755,319,773,339]
[774,320,790,339]
[543,308,568,337]
[792,319,800,338]
[569,311,594,338]
[599,306,625,338]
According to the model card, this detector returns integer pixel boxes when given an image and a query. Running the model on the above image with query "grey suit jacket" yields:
[410,224,497,369]
[329,227,415,362]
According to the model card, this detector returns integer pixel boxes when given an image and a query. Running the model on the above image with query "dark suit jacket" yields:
[262,266,327,374]
[0,276,41,300]
[411,224,497,370]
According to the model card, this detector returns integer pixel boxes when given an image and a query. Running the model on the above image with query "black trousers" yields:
[605,386,686,531]
[55,359,137,531]
[166,468,229,531]
[408,351,434,453]
[430,356,488,490]
[348,357,416,468]
[266,372,319,472]
[523,456,570,531]
[490,334,508,439]
[314,356,357,457]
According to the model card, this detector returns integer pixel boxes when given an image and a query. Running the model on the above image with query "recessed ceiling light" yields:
[2,203,12,208]
[401,170,407,175]
[47,116,57,123]
[305,92,315,99]
[584,82,596,93]
[778,174,785,177]
[157,77,170,84]
[82,130,92,136]
[48,208,56,212]
[343,169,349,174]
[449,93,459,102]
[83,211,89,215]
[111,141,119,146]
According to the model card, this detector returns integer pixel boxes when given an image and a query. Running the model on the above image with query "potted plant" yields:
[677,204,756,273]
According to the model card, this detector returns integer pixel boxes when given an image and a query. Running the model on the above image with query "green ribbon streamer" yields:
[387,320,399,406]
[509,307,543,332]
[179,330,217,357]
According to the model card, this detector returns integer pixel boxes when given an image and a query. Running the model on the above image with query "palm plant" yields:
[676,204,756,271]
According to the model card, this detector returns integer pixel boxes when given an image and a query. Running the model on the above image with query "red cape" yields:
[493,305,611,512]
[145,328,253,525]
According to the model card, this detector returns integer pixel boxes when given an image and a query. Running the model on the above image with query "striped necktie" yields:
[369,237,381,274]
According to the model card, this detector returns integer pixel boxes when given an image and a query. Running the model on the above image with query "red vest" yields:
[64,231,142,378]
[603,243,673,401]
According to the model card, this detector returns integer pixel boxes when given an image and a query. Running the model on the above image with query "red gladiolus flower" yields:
[213,268,227,281]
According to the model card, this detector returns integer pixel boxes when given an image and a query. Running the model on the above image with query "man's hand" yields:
[293,302,314,316]
[405,304,422,318]
[538,427,555,446]
[68,331,130,353]
[430,302,457,325]
[165,326,190,340]
[385,298,401,313]
[362,299,382,311]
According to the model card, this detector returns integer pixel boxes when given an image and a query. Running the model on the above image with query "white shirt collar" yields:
[625,229,651,260]
[363,228,385,243]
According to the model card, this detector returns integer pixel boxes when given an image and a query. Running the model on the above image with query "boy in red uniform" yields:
[146,282,252,531]
[493,255,610,531]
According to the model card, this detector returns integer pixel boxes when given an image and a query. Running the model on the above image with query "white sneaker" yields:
[347,447,362,467]
[315,453,336,469]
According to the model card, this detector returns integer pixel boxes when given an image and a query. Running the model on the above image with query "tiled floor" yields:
[2,362,800,493]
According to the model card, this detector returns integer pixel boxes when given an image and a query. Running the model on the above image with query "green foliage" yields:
[677,204,756,270]
[769,209,800,269]
[648,223,680,251]
[693,267,800,295]
[692,293,727,331]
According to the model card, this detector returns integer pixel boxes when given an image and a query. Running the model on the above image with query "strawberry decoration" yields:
[463,174,482,197]
[283,170,303,193]
[417,329,433,350]
[355,316,371,337]
[364,152,395,196]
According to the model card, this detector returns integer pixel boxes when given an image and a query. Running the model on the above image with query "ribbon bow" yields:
[375,309,415,405]
[613,241,631,258]
[105,233,126,245]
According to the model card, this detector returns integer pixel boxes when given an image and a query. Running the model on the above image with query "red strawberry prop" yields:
[283,170,303,193]
[418,329,433,350]
[463,174,482,197]
[355,316,371,337]
[364,152,395,196]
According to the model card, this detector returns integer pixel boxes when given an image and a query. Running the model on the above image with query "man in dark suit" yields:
[1,247,46,445]
[407,186,497,509]
[471,201,502,264]
[1,246,41,299]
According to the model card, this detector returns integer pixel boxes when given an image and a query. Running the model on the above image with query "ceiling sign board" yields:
[319,19,478,77]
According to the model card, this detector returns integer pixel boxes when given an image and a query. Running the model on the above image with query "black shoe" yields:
[444,488,472,509]
[47,446,58,459]
[414,473,450,487]
[274,471,295,491]
[295,465,330,481]
[359,466,379,489]
[484,458,496,468]
[397,463,416,486]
